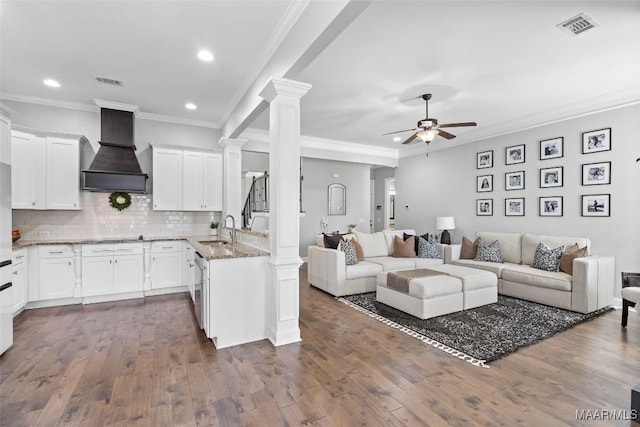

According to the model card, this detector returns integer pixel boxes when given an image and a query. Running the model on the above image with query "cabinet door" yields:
[0,113,10,164]
[182,151,204,211]
[10,133,34,209]
[81,256,114,297]
[184,245,195,302]
[39,258,74,300]
[203,153,223,211]
[46,137,79,210]
[114,254,143,293]
[153,148,183,211]
[150,252,183,289]
[11,261,27,314]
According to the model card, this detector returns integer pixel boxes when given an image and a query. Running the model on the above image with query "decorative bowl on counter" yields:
[12,229,21,242]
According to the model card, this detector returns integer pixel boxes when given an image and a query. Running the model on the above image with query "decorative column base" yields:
[267,256,303,346]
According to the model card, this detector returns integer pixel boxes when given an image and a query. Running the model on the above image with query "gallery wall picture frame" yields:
[540,166,563,188]
[476,174,493,192]
[505,197,525,216]
[476,199,493,216]
[505,171,525,191]
[582,161,611,186]
[539,196,563,217]
[539,137,564,160]
[582,128,611,154]
[477,150,494,169]
[581,194,610,217]
[505,144,525,165]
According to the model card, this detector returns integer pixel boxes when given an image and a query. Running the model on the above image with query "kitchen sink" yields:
[198,239,230,247]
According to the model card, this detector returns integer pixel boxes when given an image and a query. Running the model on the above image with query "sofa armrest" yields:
[307,245,346,296]
[443,244,462,264]
[571,255,615,313]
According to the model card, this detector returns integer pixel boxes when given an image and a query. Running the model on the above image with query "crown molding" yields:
[136,111,218,129]
[1,93,98,112]
[93,99,140,115]
[259,78,312,102]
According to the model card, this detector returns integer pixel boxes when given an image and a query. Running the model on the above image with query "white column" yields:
[259,78,311,346]
[218,138,246,228]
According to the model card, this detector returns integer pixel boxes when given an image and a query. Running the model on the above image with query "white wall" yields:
[395,104,640,296]
[300,158,370,257]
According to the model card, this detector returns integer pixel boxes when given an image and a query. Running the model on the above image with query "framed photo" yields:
[476,199,493,216]
[476,174,493,192]
[539,137,563,160]
[477,150,493,169]
[540,166,563,188]
[582,161,611,185]
[539,196,563,217]
[505,198,525,216]
[505,171,525,191]
[581,194,610,217]
[505,144,525,165]
[582,128,611,154]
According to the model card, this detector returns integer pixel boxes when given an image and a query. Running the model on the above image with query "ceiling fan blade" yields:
[402,132,419,144]
[438,122,477,128]
[383,128,416,136]
[437,129,456,140]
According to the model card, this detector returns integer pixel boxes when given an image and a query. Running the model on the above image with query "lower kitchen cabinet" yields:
[38,245,74,300]
[150,241,183,290]
[82,243,143,298]
[11,249,28,314]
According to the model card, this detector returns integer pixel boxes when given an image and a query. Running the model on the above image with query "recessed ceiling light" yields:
[393,136,401,142]
[197,50,214,62]
[185,103,197,110]
[43,79,60,88]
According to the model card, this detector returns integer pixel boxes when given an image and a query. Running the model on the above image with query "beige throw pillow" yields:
[560,243,588,275]
[393,235,417,258]
[460,237,480,259]
[351,239,365,261]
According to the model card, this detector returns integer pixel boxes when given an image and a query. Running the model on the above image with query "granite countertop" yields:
[12,234,269,261]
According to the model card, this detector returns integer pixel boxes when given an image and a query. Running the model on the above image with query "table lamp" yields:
[435,216,455,245]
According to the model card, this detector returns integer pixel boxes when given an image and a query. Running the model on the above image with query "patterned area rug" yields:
[338,293,613,368]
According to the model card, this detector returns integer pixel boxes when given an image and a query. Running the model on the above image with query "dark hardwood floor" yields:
[1,265,639,426]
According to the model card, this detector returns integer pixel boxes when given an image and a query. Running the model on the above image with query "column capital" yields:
[218,137,247,151]
[259,78,312,103]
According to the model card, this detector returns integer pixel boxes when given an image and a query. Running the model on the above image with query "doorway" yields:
[384,178,395,230]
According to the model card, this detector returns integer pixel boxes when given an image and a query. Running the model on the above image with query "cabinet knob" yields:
[32,202,36,206]
[109,260,112,264]
[115,259,118,263]
[68,262,71,266]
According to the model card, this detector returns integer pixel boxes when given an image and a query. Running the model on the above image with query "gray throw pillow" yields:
[339,240,359,265]
[417,236,441,258]
[531,242,565,272]
[475,239,503,263]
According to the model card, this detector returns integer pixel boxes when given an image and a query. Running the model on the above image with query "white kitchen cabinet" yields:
[81,243,143,298]
[11,249,27,315]
[203,152,223,211]
[0,112,10,164]
[150,241,183,289]
[152,147,182,211]
[38,245,74,300]
[184,243,195,302]
[11,129,82,210]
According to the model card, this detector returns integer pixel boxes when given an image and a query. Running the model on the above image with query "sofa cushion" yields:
[476,232,523,264]
[404,231,429,254]
[414,257,444,268]
[475,239,504,263]
[355,231,388,258]
[502,264,572,291]
[345,261,384,280]
[531,243,565,272]
[351,239,365,261]
[383,229,415,256]
[522,234,590,266]
[393,235,416,258]
[460,237,480,259]
[452,259,510,278]
[417,236,441,258]
[367,256,416,271]
[338,240,359,265]
[428,264,498,291]
[559,244,588,275]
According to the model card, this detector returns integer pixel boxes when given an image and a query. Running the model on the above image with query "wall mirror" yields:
[328,183,346,215]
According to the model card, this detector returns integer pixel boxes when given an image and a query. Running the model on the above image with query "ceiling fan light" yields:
[417,129,438,142]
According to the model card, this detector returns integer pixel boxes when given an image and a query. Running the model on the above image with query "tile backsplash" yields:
[13,192,221,241]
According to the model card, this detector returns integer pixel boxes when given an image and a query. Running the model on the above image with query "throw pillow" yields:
[351,238,365,262]
[338,240,359,265]
[404,232,429,254]
[393,235,417,258]
[460,237,480,259]
[475,239,504,263]
[531,242,565,272]
[559,243,588,275]
[323,233,343,250]
[417,236,441,258]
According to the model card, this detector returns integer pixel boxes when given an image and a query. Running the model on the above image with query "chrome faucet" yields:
[225,214,237,246]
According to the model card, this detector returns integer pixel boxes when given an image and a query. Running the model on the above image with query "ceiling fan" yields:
[383,94,477,145]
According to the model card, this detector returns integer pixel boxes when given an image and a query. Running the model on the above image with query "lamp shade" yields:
[435,216,455,230]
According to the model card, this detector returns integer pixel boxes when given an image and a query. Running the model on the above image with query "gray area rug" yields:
[338,293,613,367]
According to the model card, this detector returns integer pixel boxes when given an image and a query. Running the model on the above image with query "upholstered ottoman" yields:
[428,264,498,309]
[376,271,463,319]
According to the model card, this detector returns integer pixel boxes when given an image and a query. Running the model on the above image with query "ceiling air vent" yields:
[95,76,123,87]
[557,13,598,36]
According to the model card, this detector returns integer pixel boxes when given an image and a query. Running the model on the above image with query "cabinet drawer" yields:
[82,243,143,257]
[151,241,182,253]
[113,243,143,255]
[82,244,115,257]
[38,245,73,259]
[12,249,27,264]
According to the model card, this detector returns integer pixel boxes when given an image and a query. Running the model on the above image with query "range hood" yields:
[83,108,148,193]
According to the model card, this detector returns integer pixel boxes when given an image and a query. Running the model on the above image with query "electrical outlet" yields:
[38,230,50,238]
[358,218,365,223]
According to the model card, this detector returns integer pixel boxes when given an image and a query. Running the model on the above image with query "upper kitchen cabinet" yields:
[151,144,222,212]
[11,128,84,210]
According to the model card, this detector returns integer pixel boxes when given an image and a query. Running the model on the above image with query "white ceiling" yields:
[2,1,639,156]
